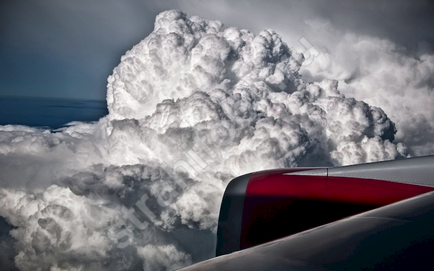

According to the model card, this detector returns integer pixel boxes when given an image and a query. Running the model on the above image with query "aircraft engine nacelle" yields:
[216,163,434,256]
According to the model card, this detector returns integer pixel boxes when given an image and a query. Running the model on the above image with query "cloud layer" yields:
[0,10,420,270]
[296,23,434,157]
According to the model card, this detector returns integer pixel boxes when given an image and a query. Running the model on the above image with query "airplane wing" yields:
[180,155,434,270]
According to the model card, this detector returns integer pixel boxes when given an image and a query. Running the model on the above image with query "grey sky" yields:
[1,0,433,100]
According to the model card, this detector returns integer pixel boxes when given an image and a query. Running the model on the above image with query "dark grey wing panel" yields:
[180,190,434,270]
[328,155,434,187]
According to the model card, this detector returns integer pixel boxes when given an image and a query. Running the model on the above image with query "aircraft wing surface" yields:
[180,155,434,270]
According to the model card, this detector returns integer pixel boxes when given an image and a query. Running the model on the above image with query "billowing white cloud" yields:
[297,20,434,157]
[0,10,413,270]
[0,186,118,270]
[137,244,192,271]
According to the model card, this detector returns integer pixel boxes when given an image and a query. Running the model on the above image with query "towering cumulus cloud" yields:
[296,24,434,158]
[0,10,408,270]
